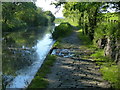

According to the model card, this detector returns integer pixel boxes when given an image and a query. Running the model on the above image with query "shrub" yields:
[52,22,73,39]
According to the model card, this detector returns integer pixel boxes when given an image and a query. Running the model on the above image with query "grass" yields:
[89,49,120,89]
[77,29,92,45]
[90,50,120,89]
[54,18,65,24]
[100,65,120,89]
[82,48,120,89]
[28,54,56,88]
[64,18,79,27]
[53,41,62,48]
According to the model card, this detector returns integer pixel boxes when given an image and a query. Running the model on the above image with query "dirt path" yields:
[46,30,111,88]
[59,30,82,48]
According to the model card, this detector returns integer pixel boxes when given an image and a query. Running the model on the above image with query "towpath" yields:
[46,30,111,88]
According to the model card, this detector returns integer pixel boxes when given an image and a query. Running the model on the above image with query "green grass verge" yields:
[90,49,120,89]
[77,29,93,45]
[100,65,120,89]
[28,55,56,88]
[90,50,120,89]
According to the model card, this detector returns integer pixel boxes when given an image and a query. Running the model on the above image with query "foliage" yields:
[28,55,56,88]
[52,22,73,39]
[63,6,80,26]
[53,2,120,89]
[44,11,55,23]
[2,2,55,32]
[54,18,65,24]
[62,2,120,41]
[93,12,120,45]
[62,2,103,40]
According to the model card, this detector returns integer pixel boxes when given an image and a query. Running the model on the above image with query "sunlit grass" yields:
[100,65,120,89]
[89,49,120,89]
[53,41,62,48]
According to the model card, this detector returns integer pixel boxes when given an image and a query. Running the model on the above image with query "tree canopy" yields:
[2,2,55,32]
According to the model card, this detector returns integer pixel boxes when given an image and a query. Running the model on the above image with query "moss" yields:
[28,55,56,88]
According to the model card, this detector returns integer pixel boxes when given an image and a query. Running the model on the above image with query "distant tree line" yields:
[2,2,55,32]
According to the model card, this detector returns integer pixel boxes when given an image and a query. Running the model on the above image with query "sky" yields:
[35,0,64,18]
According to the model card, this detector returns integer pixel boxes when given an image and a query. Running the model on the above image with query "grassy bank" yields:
[78,29,120,89]
[28,54,56,88]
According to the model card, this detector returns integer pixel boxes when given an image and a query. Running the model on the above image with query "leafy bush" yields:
[94,21,119,45]
[2,22,9,32]
[52,22,73,39]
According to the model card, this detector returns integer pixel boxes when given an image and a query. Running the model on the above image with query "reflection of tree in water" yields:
[2,26,53,76]
[3,48,37,75]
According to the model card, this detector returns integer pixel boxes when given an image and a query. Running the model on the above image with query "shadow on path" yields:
[46,29,111,88]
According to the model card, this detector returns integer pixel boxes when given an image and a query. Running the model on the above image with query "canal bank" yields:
[2,25,56,89]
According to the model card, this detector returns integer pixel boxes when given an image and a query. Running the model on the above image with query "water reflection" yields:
[2,26,55,88]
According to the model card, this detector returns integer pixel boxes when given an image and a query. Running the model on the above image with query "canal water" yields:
[2,25,56,88]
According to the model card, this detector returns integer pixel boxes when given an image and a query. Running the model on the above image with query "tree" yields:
[44,11,55,23]
[2,2,55,32]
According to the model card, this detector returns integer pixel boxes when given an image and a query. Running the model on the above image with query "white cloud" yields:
[35,0,63,18]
